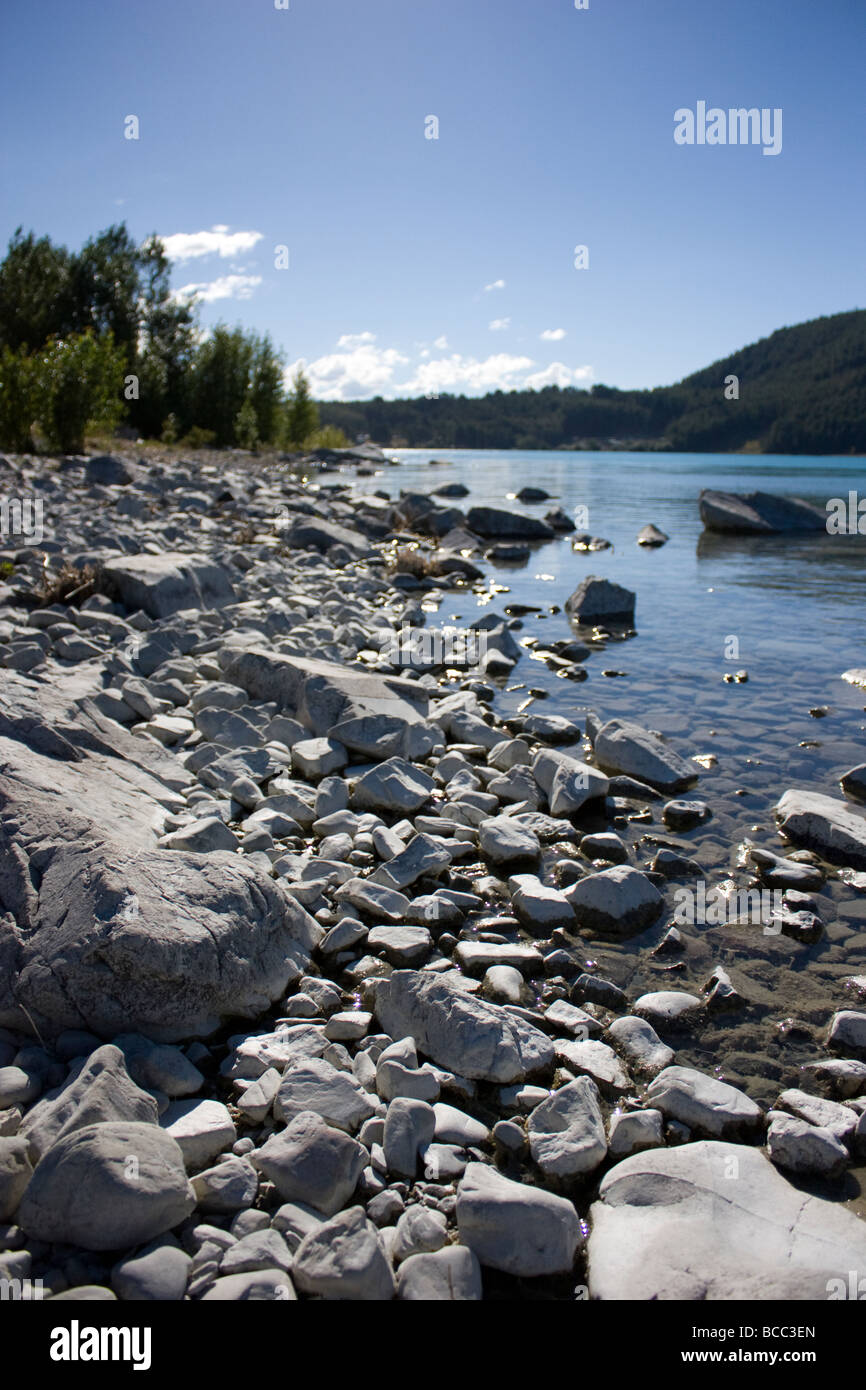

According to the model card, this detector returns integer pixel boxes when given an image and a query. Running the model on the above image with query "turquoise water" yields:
[370,450,866,765]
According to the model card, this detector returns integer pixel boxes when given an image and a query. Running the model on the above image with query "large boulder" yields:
[19,1122,195,1252]
[102,552,236,619]
[591,717,696,792]
[587,1140,866,1298]
[699,490,826,535]
[775,789,866,869]
[2,841,321,1042]
[372,970,554,1083]
[222,650,428,736]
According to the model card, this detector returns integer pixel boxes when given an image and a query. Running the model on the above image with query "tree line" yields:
[320,310,866,455]
[0,224,330,453]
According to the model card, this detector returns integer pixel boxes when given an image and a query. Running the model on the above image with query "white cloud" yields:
[337,331,377,349]
[288,342,410,400]
[540,328,567,341]
[484,279,506,292]
[173,274,262,303]
[524,361,578,389]
[289,335,594,401]
[160,225,264,263]
[433,335,449,349]
[397,353,534,396]
[489,317,511,332]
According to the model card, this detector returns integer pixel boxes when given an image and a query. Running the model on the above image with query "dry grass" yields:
[35,561,99,608]
[386,545,438,578]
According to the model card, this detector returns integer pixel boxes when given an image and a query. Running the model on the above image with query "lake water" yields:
[350,450,866,1134]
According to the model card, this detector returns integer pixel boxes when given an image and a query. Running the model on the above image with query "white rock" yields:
[767,1113,849,1178]
[478,816,540,864]
[527,1077,608,1177]
[607,1016,674,1076]
[608,1108,664,1156]
[775,789,866,870]
[161,1098,237,1170]
[645,1065,762,1137]
[292,1205,396,1300]
[396,1246,482,1300]
[588,1140,866,1299]
[509,873,575,930]
[456,1161,581,1276]
[592,717,696,792]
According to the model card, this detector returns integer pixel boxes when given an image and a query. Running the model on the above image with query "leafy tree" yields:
[247,333,285,445]
[284,366,318,448]
[39,331,126,453]
[0,344,40,450]
[0,229,74,352]
[130,236,198,437]
[188,325,255,446]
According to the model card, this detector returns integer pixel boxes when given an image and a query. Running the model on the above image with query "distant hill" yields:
[319,310,866,454]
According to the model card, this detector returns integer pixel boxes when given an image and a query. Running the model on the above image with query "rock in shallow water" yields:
[645,1065,763,1137]
[565,865,663,937]
[591,717,696,792]
[775,788,866,869]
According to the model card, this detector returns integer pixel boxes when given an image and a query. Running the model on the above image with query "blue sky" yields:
[0,0,862,399]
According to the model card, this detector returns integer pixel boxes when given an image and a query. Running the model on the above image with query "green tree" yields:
[0,344,40,450]
[188,325,255,446]
[0,229,74,352]
[39,331,126,453]
[247,333,285,445]
[284,366,318,447]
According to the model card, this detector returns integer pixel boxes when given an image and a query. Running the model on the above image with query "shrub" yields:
[160,412,179,444]
[35,561,98,607]
[304,424,349,449]
[181,425,216,449]
[0,344,39,450]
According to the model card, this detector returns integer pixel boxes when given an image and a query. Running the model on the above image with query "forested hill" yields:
[319,310,866,455]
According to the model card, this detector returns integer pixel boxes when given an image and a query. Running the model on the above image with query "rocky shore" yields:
[0,445,865,1302]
